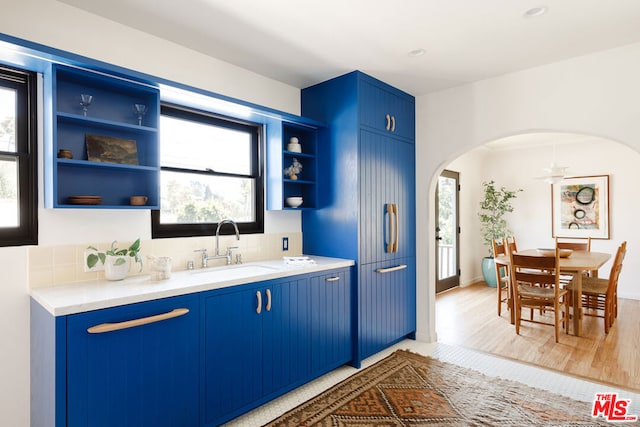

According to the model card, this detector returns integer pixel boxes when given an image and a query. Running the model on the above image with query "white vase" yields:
[104,255,130,281]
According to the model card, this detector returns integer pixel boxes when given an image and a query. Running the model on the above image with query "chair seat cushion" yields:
[564,276,608,295]
[518,284,567,299]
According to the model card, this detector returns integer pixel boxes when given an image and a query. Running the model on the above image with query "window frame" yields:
[0,65,38,247]
[151,103,264,239]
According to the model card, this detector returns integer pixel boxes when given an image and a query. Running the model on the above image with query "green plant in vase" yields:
[478,181,521,286]
[87,238,143,281]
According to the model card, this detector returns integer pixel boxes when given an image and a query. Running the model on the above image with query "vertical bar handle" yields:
[386,203,394,253]
[265,289,272,312]
[393,203,399,253]
[256,291,262,314]
[385,114,391,131]
[391,115,396,132]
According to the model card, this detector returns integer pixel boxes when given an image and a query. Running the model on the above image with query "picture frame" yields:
[551,175,610,239]
[86,134,139,165]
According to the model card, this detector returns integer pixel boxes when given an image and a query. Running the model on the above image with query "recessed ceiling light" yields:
[523,6,547,18]
[408,48,426,57]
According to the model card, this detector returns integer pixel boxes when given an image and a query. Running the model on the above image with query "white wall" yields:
[416,42,640,343]
[0,1,304,425]
[447,138,640,295]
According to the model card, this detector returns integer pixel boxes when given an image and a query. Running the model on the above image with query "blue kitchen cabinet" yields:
[65,294,199,427]
[358,258,416,359]
[309,268,352,374]
[47,64,160,208]
[202,277,312,426]
[301,71,416,364]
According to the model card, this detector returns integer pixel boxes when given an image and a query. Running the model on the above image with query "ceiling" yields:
[58,0,640,96]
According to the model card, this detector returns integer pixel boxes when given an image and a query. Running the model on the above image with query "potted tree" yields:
[478,181,521,287]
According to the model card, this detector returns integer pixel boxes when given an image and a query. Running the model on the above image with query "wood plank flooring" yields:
[436,283,640,391]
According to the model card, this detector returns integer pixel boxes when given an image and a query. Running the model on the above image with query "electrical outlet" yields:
[84,250,105,272]
[282,237,289,251]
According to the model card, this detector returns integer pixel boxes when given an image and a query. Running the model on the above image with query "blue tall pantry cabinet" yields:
[302,71,416,364]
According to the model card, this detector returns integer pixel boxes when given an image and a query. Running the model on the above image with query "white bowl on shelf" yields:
[286,143,302,153]
[285,197,303,208]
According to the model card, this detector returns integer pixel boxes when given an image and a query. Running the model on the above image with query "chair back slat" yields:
[557,237,591,251]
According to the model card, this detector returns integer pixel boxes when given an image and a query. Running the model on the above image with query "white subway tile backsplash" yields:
[28,232,302,288]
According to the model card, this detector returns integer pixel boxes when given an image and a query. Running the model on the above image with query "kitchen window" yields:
[151,104,263,238]
[0,66,37,247]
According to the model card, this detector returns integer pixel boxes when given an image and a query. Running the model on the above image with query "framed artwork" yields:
[551,175,610,239]
[86,134,139,165]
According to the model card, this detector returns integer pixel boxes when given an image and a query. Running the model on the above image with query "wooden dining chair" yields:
[556,237,592,284]
[565,241,626,333]
[491,238,510,317]
[509,244,569,342]
[557,237,591,251]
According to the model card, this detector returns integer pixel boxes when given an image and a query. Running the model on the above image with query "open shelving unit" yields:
[48,64,160,209]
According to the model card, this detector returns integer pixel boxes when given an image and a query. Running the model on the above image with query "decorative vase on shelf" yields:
[104,255,130,281]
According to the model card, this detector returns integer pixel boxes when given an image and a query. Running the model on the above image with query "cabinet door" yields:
[66,295,199,427]
[310,268,352,373]
[360,130,415,264]
[203,285,263,426]
[359,77,415,141]
[358,258,416,361]
[262,278,312,395]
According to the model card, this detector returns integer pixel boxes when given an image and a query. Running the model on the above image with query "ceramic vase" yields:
[104,255,130,281]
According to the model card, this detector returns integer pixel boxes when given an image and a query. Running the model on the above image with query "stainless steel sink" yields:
[190,264,279,281]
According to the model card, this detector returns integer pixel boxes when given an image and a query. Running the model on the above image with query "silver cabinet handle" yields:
[265,289,272,312]
[87,308,189,334]
[376,264,407,274]
[256,291,262,314]
[385,114,391,131]
[326,276,340,282]
[391,115,396,132]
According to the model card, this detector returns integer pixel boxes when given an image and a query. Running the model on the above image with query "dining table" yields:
[495,249,611,336]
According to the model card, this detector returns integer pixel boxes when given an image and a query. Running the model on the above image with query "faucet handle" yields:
[194,249,208,268]
[226,246,239,254]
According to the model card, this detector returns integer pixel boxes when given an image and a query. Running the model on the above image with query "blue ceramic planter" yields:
[482,257,498,287]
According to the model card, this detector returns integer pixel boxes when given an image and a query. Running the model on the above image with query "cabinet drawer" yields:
[66,294,199,427]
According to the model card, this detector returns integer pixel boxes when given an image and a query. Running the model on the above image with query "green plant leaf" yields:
[114,257,127,266]
[87,253,99,269]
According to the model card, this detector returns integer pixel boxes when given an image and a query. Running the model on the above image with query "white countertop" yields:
[31,256,354,316]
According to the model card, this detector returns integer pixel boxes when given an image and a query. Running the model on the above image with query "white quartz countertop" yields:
[31,256,354,316]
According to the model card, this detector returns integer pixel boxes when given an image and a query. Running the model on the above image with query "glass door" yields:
[436,170,460,293]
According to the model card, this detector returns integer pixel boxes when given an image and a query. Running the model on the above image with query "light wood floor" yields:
[436,283,640,392]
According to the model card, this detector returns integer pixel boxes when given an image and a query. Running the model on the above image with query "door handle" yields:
[265,289,272,312]
[326,276,340,282]
[385,114,391,131]
[256,291,262,314]
[390,115,396,132]
[87,308,189,334]
[392,203,399,252]
[385,203,394,253]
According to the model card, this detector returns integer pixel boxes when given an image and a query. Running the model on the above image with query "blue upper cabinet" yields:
[47,64,160,209]
[359,74,415,142]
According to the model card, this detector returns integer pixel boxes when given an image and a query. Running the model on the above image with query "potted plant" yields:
[478,181,521,287]
[87,238,143,281]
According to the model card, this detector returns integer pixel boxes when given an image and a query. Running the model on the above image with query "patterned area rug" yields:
[265,349,614,426]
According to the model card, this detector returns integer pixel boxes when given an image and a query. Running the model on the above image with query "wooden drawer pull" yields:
[87,308,189,334]
[326,276,340,282]
[265,289,272,312]
[376,264,407,274]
